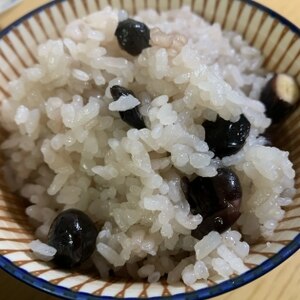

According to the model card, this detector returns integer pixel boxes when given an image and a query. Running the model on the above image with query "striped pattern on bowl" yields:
[0,0,299,299]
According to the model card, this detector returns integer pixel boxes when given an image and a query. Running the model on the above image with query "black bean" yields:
[48,209,98,268]
[191,205,241,240]
[260,74,300,124]
[213,168,242,208]
[110,85,146,129]
[115,18,151,56]
[203,114,251,158]
[182,168,242,239]
[184,176,220,218]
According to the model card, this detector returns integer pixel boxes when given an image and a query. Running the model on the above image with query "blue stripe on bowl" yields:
[0,0,299,40]
[0,0,300,299]
[0,0,65,39]
[244,0,300,33]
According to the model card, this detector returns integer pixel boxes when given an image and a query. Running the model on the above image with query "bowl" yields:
[0,0,299,299]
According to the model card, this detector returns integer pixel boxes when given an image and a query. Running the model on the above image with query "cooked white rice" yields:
[29,240,57,262]
[2,6,296,285]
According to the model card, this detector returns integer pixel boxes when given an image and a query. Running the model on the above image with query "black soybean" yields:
[184,176,220,218]
[110,85,146,129]
[260,73,300,124]
[213,168,242,208]
[183,168,242,240]
[203,114,251,158]
[48,209,98,268]
[115,18,151,56]
[191,205,241,240]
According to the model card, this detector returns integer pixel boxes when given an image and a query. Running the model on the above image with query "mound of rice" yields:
[0,6,295,285]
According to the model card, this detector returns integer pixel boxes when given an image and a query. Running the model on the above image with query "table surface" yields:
[0,1,299,299]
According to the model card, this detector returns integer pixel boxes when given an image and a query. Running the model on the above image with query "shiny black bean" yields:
[191,205,241,240]
[48,209,98,268]
[115,18,151,56]
[203,114,251,158]
[184,168,242,215]
[184,176,220,218]
[110,85,146,129]
[182,168,242,239]
[213,168,242,208]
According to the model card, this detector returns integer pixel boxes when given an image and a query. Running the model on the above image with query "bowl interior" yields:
[0,0,299,298]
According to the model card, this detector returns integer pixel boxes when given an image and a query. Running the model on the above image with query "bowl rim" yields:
[1,236,299,300]
[0,0,299,299]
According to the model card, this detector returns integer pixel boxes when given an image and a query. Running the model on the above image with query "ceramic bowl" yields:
[0,0,299,299]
